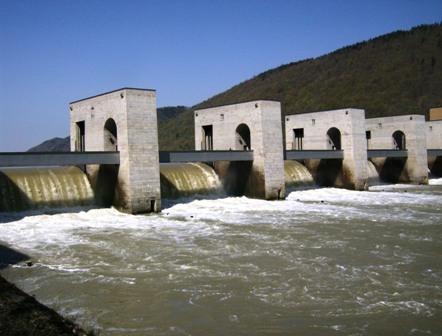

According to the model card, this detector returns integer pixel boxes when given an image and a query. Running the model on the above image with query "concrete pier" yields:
[285,108,368,190]
[366,115,428,184]
[194,101,285,199]
[426,119,442,176]
[69,88,161,213]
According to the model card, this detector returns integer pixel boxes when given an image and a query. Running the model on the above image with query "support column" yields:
[195,101,285,199]
[285,108,368,190]
[366,115,428,184]
[70,88,162,213]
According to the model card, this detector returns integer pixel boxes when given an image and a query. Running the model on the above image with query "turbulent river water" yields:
[1,180,441,335]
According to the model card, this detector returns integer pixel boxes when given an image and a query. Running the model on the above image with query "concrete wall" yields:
[285,108,368,190]
[194,101,285,199]
[426,120,442,176]
[366,115,428,184]
[69,88,161,213]
[426,120,442,149]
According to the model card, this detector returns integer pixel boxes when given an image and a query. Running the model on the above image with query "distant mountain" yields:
[157,106,189,123]
[28,107,189,152]
[27,137,70,152]
[159,23,442,150]
[30,24,442,152]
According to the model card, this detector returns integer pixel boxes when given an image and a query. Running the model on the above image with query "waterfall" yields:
[284,160,315,189]
[0,166,94,212]
[367,160,381,185]
[160,162,222,199]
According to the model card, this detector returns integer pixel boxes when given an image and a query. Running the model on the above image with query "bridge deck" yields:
[159,150,253,163]
[0,151,120,167]
[285,150,344,160]
[367,150,408,158]
[428,149,442,157]
[1,148,440,167]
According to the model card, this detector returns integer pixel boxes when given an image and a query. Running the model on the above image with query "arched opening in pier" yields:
[327,127,341,150]
[392,130,406,149]
[104,118,118,151]
[235,124,251,150]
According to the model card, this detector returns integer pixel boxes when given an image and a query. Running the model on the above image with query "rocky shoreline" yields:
[0,244,94,335]
[0,275,93,336]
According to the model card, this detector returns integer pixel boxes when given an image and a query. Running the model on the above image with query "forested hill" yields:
[158,23,442,151]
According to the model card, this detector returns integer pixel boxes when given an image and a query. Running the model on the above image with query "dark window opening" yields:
[366,131,371,149]
[392,130,406,150]
[150,199,156,212]
[327,127,341,150]
[202,125,213,150]
[104,118,118,151]
[76,121,85,152]
[235,124,251,150]
[293,128,304,150]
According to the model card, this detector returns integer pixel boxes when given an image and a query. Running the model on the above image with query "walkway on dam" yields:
[1,149,442,167]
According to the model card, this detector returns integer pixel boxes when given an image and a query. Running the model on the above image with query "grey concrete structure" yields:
[159,150,253,163]
[426,119,442,176]
[70,88,161,213]
[366,115,428,184]
[194,101,285,199]
[0,152,120,167]
[285,108,368,190]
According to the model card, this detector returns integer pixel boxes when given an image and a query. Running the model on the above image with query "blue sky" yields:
[0,0,441,152]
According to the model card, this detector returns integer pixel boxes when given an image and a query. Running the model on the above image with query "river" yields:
[1,180,441,335]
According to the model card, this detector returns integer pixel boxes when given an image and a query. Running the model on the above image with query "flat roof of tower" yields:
[70,87,156,104]
[195,99,280,111]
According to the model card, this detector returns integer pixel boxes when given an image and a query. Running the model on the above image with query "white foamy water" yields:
[1,180,442,335]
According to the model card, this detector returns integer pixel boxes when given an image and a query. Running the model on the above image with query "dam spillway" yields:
[284,160,315,189]
[0,166,94,212]
[0,161,321,212]
[160,162,223,199]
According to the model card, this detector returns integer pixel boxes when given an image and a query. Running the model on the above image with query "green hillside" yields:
[159,23,442,151]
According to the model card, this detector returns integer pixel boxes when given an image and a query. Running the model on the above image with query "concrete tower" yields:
[194,101,285,200]
[69,88,161,213]
[285,108,368,190]
[366,115,428,184]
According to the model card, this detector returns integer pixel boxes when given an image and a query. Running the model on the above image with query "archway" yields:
[327,127,341,150]
[235,124,251,150]
[392,130,406,149]
[104,118,118,151]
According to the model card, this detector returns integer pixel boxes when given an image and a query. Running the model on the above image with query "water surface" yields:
[1,180,441,335]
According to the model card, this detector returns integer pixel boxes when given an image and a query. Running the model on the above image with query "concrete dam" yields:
[0,161,313,212]
[1,87,441,213]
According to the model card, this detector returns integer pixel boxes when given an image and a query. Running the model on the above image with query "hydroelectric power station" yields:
[1,88,442,214]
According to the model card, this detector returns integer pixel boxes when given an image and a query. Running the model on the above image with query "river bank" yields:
[0,275,93,336]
